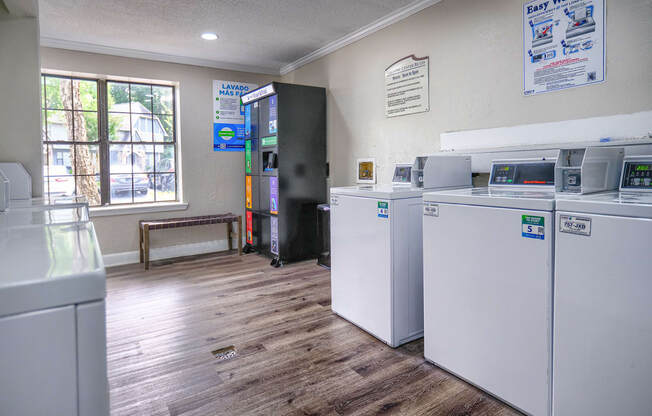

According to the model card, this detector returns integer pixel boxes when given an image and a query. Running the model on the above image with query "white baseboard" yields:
[103,239,230,267]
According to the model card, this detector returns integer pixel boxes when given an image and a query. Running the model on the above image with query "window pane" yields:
[73,79,98,110]
[75,111,98,142]
[109,143,132,174]
[41,76,46,107]
[134,173,154,203]
[155,145,175,173]
[43,75,178,208]
[155,174,176,201]
[41,109,46,140]
[42,146,50,196]
[109,113,131,141]
[153,86,173,114]
[75,144,100,176]
[76,175,101,206]
[110,174,133,204]
[47,144,75,175]
[46,110,72,141]
[108,82,130,112]
[133,144,154,173]
[156,115,174,142]
[42,143,49,168]
[42,173,49,197]
[132,115,152,142]
[45,76,72,109]
[45,175,76,198]
[130,84,152,113]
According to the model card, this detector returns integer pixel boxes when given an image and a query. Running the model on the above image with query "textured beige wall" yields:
[41,47,278,255]
[0,17,43,195]
[282,0,652,187]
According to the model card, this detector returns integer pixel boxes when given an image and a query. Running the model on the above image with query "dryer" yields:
[553,155,652,416]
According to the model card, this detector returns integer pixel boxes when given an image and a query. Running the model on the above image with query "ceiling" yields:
[38,0,435,75]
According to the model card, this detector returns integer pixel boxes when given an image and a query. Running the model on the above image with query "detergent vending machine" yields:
[241,82,326,266]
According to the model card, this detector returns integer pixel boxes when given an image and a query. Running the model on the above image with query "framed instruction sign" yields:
[213,80,257,151]
[523,0,605,96]
[385,55,429,117]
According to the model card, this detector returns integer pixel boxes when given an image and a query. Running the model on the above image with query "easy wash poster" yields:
[213,80,257,151]
[523,0,605,96]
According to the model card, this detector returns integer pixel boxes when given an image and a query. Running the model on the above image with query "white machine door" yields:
[0,305,77,415]
[331,195,392,343]
[554,212,652,416]
[423,203,552,416]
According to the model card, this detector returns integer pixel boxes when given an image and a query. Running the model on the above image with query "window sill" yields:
[89,201,188,218]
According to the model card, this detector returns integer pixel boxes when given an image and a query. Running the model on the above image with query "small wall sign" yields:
[385,55,429,118]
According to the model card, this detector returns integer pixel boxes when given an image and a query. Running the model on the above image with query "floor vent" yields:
[212,345,237,361]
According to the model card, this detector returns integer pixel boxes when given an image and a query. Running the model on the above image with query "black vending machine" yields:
[241,82,326,266]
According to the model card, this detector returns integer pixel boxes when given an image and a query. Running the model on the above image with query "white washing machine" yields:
[553,156,652,416]
[423,158,557,416]
[0,220,108,415]
[330,155,471,347]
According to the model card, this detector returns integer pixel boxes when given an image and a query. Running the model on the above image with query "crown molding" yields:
[40,37,280,76]
[40,0,441,77]
[279,0,442,75]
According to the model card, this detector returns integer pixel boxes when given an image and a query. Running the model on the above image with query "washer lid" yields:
[0,206,89,228]
[331,184,427,199]
[0,222,105,317]
[8,196,88,210]
[423,187,556,211]
[556,191,652,218]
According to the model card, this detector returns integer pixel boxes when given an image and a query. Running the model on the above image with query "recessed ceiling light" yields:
[201,33,218,41]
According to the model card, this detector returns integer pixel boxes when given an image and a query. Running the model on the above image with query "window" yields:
[41,74,177,206]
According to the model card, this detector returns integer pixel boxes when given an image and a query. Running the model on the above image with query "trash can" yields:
[316,204,330,268]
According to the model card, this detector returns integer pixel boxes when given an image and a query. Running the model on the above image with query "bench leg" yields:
[227,222,233,251]
[237,216,242,256]
[143,225,150,270]
[139,225,144,263]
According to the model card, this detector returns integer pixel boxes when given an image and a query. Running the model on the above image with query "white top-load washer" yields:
[0,212,108,415]
[330,154,471,347]
[423,158,557,416]
[553,155,652,416]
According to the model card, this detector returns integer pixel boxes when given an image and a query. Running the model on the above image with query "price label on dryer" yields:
[377,201,389,218]
[522,215,545,240]
[423,202,439,217]
[559,215,592,236]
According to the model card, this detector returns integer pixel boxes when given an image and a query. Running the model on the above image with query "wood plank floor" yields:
[106,252,522,416]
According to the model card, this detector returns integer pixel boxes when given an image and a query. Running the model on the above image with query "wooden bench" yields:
[139,214,242,270]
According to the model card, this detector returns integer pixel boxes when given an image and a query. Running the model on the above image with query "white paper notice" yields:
[385,55,429,118]
[523,0,605,96]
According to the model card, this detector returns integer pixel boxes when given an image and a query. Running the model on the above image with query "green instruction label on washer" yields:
[377,201,389,218]
[522,215,544,240]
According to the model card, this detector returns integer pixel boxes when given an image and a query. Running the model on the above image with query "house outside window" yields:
[41,74,178,206]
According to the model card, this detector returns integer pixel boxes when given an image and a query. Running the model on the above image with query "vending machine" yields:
[241,82,326,266]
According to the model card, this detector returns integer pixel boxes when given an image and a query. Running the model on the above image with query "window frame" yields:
[41,73,179,207]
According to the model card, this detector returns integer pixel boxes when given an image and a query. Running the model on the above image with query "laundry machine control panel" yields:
[621,161,652,190]
[490,161,555,186]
